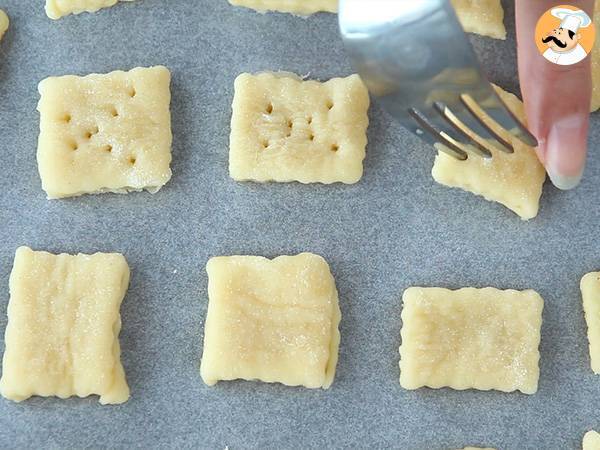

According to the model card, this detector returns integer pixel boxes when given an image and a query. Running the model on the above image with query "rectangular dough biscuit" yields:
[581,272,600,374]
[0,246,130,404]
[451,0,506,40]
[200,253,341,389]
[229,72,369,184]
[432,86,546,220]
[37,66,172,199]
[228,0,337,15]
[46,0,136,19]
[584,430,600,450]
[399,286,544,394]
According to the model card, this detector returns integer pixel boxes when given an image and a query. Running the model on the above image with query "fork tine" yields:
[420,105,492,158]
[432,102,493,158]
[462,91,539,148]
[407,108,467,160]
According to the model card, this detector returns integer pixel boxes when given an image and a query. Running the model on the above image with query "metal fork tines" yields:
[338,0,538,160]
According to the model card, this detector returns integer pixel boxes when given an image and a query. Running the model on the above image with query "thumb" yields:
[515,0,593,190]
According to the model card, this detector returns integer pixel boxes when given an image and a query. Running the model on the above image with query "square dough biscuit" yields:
[37,66,172,199]
[200,253,341,389]
[229,72,370,184]
[451,0,506,40]
[0,246,130,404]
[580,272,600,374]
[584,430,600,450]
[228,0,337,14]
[432,86,546,220]
[399,287,544,394]
[0,10,8,41]
[45,0,136,19]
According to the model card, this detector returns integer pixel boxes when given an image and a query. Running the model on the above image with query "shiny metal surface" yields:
[338,0,538,159]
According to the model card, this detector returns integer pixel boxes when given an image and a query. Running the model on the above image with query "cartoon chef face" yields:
[542,27,581,53]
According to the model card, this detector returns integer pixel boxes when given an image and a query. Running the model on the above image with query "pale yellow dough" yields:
[0,10,8,41]
[432,86,546,220]
[228,0,336,14]
[229,72,369,184]
[580,272,600,374]
[0,247,130,404]
[451,0,506,40]
[46,0,136,19]
[200,253,341,389]
[584,430,600,450]
[37,66,172,199]
[399,287,544,394]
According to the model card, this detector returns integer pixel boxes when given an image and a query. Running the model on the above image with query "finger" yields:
[515,0,593,189]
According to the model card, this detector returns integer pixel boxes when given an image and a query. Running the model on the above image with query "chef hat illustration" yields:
[551,8,592,33]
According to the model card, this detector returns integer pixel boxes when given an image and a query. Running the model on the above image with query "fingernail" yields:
[546,169,583,190]
[544,120,587,190]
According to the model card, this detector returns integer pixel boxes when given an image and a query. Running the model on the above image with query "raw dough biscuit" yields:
[432,85,546,220]
[200,253,341,388]
[45,0,136,19]
[37,66,172,199]
[580,272,600,374]
[229,72,369,184]
[451,0,506,40]
[0,10,8,41]
[399,287,544,394]
[228,0,337,15]
[0,246,130,404]
[584,430,600,450]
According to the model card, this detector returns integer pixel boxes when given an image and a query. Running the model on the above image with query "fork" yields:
[338,0,538,160]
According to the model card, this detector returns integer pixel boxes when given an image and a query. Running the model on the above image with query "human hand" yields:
[515,0,593,190]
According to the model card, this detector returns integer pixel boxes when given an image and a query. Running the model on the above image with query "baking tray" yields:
[0,1,598,449]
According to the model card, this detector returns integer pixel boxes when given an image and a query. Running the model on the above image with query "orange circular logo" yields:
[535,5,595,65]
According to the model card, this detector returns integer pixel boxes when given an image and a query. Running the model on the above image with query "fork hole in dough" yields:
[62,113,72,123]
[261,139,269,149]
[85,126,99,139]
[307,116,313,124]
[326,100,334,110]
[128,86,136,98]
[309,133,315,141]
[69,141,78,151]
[104,144,113,153]
[129,156,136,165]
[331,143,339,152]
[266,103,273,114]
[110,107,119,118]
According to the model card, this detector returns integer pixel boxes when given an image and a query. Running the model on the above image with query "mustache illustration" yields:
[542,35,567,48]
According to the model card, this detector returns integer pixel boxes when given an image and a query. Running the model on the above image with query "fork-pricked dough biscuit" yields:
[200,253,341,389]
[37,66,172,199]
[228,0,336,14]
[399,287,544,394]
[580,272,600,374]
[451,0,506,40]
[432,86,546,220]
[229,72,369,184]
[0,246,130,404]
[45,0,136,19]
[584,430,600,450]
